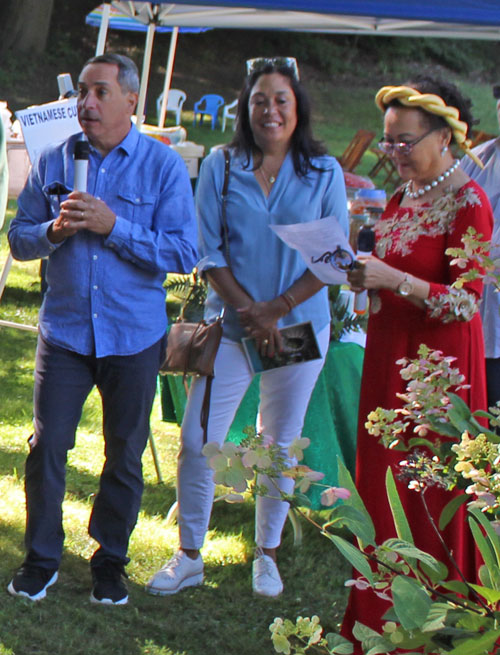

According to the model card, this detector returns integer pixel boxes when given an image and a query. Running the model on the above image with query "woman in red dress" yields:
[342,76,493,651]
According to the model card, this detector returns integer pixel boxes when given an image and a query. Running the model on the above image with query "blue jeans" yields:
[24,333,164,570]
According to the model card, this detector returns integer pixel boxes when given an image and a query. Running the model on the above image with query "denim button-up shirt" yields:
[196,148,348,342]
[8,125,198,357]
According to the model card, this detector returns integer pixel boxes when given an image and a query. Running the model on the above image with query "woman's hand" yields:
[238,299,288,356]
[347,255,402,292]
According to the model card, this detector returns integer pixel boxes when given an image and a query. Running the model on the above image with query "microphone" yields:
[73,139,89,193]
[354,224,376,315]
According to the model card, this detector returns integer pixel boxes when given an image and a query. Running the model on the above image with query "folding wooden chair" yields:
[338,129,376,172]
[368,149,401,189]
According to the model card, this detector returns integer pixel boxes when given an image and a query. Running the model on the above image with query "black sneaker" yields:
[90,562,128,605]
[7,564,58,601]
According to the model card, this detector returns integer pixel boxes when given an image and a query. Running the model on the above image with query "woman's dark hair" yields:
[229,63,327,176]
[388,74,476,143]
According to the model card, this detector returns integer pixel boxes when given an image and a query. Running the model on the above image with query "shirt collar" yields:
[86,122,139,158]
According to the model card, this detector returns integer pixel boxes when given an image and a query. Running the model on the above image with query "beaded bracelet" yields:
[281,291,297,312]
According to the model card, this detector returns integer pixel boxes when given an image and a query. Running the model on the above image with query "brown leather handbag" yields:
[161,309,224,378]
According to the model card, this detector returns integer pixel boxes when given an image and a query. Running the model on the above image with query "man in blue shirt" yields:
[7,54,198,605]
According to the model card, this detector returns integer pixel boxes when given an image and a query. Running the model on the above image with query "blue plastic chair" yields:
[193,94,225,130]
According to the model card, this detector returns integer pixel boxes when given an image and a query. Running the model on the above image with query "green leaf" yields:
[468,583,500,604]
[292,492,312,508]
[383,539,441,573]
[447,407,474,435]
[324,633,354,655]
[407,437,438,450]
[448,629,500,655]
[391,576,432,630]
[467,517,500,589]
[441,580,471,597]
[351,623,383,642]
[468,414,500,441]
[472,409,493,419]
[350,624,393,655]
[385,468,414,545]
[478,563,493,588]
[447,392,472,420]
[420,602,450,632]
[456,610,491,632]
[328,534,374,584]
[325,505,376,545]
[468,507,500,567]
[337,457,376,546]
[439,494,469,531]
[427,416,461,438]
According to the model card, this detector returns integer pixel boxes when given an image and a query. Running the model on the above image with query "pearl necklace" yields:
[405,159,460,200]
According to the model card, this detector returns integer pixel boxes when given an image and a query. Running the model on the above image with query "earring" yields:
[441,145,448,156]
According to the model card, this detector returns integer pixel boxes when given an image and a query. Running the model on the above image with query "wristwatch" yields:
[397,273,414,297]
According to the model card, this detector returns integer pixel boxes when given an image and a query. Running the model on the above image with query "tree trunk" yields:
[0,0,55,55]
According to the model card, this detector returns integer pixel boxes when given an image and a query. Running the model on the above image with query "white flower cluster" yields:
[425,287,478,323]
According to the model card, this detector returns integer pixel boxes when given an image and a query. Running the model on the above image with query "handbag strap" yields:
[177,149,231,324]
[221,148,231,266]
[199,148,231,443]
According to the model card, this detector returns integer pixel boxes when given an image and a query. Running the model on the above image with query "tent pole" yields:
[158,26,179,128]
[95,1,111,55]
[136,22,156,129]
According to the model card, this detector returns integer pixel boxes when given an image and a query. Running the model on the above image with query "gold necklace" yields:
[260,161,279,185]
[257,167,273,194]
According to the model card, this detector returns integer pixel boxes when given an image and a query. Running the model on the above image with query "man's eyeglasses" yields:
[377,127,440,156]
[246,57,299,80]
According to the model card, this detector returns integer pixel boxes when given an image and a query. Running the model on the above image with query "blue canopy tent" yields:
[86,4,211,127]
[87,0,500,125]
[92,1,500,38]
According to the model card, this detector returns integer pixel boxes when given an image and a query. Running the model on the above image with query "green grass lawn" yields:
[0,72,497,654]
[0,204,350,655]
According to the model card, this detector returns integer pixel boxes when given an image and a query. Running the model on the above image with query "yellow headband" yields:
[375,85,484,169]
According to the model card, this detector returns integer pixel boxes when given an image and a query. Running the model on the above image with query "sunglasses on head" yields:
[493,85,500,100]
[246,57,300,80]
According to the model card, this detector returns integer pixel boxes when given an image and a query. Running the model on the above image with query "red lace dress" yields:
[341,180,493,651]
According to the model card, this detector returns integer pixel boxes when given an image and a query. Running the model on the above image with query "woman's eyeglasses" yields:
[377,127,440,156]
[246,57,299,80]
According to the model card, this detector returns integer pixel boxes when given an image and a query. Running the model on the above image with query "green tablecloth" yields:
[160,341,364,508]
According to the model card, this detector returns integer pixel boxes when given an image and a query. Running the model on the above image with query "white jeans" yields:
[177,325,330,550]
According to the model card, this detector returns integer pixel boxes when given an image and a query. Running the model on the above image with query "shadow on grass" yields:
[0,515,349,655]
[2,284,41,306]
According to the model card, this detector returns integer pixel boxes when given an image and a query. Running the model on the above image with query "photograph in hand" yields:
[242,321,321,374]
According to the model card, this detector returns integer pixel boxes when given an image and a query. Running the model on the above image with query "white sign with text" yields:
[15,98,80,163]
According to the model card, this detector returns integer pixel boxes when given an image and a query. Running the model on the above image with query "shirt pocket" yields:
[115,191,157,228]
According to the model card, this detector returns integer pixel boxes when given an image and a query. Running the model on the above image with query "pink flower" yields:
[345,578,370,590]
[320,486,351,506]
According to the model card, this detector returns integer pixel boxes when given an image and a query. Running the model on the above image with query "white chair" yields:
[221,99,238,132]
[156,89,187,126]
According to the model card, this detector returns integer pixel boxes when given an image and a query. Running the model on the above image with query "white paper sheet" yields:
[270,216,354,284]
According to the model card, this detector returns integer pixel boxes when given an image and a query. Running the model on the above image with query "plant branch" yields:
[419,491,494,617]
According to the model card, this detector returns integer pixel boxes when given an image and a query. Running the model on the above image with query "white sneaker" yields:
[145,551,204,596]
[252,550,283,598]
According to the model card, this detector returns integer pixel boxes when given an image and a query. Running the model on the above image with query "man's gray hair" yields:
[82,54,140,94]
